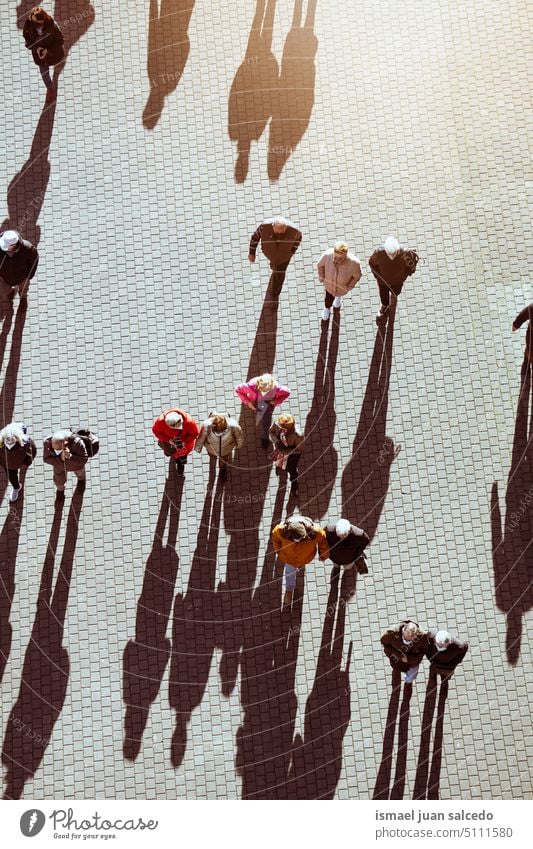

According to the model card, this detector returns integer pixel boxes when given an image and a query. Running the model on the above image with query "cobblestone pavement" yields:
[0,0,531,799]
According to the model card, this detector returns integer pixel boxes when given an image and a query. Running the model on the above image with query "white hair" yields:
[335,519,351,538]
[0,422,26,446]
[51,430,71,443]
[165,412,182,428]
[435,630,451,646]
[384,236,400,256]
[273,216,287,227]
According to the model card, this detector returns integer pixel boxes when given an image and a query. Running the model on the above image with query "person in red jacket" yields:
[152,407,200,476]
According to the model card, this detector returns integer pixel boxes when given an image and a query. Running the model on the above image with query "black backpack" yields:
[72,428,99,458]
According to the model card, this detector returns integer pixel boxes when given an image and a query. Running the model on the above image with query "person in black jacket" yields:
[248,216,302,299]
[426,630,468,680]
[23,6,65,102]
[325,518,370,576]
[0,423,37,502]
[512,302,532,376]
[369,235,419,322]
[0,230,39,305]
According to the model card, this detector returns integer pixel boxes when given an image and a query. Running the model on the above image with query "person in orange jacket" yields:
[152,407,200,476]
[271,514,329,606]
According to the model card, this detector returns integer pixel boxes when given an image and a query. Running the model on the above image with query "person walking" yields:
[426,629,468,680]
[369,236,420,322]
[380,619,429,684]
[269,414,304,495]
[0,230,39,306]
[235,373,291,449]
[512,302,533,376]
[0,423,37,502]
[248,216,302,299]
[324,518,370,577]
[316,241,362,322]
[22,6,65,103]
[152,407,200,477]
[43,429,88,498]
[271,514,329,606]
[194,411,244,481]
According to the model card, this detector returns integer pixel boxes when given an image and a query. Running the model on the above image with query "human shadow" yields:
[341,305,399,541]
[491,370,533,664]
[373,670,412,800]
[235,480,302,798]
[413,673,449,800]
[228,0,279,183]
[168,477,222,767]
[267,0,318,181]
[2,487,84,799]
[143,0,195,130]
[0,494,26,684]
[1,100,57,248]
[0,299,29,460]
[122,474,184,761]
[286,575,353,799]
[299,311,340,521]
[216,289,277,697]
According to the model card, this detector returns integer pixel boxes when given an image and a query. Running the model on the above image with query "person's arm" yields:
[316,528,329,561]
[273,384,291,405]
[368,251,381,279]
[268,423,281,450]
[513,303,533,330]
[152,417,167,441]
[71,437,88,462]
[236,382,257,410]
[271,525,284,554]
[178,420,200,456]
[24,438,38,464]
[249,224,262,259]
[28,246,39,280]
[233,424,245,449]
[53,22,65,44]
[43,440,60,466]
[351,259,362,285]
[194,425,207,453]
[381,630,403,661]
[291,229,302,255]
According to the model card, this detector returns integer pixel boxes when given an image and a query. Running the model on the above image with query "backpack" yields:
[72,428,99,458]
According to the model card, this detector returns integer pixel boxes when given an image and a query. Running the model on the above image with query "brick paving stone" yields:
[0,0,531,800]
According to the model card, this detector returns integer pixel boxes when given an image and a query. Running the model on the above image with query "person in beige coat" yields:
[316,241,362,321]
[195,412,244,481]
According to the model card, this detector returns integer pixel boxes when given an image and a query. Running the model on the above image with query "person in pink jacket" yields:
[235,372,291,448]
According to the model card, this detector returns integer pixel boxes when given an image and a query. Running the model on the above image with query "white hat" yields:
[0,230,19,251]
[384,236,400,257]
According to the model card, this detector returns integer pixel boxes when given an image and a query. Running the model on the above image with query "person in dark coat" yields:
[512,302,533,375]
[380,620,429,684]
[426,630,468,680]
[43,429,88,498]
[325,518,370,576]
[269,414,304,495]
[0,230,39,305]
[369,236,419,321]
[23,6,65,102]
[0,423,37,502]
[248,216,302,299]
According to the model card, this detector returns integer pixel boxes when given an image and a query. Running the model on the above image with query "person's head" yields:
[384,236,400,259]
[0,230,20,254]
[210,413,228,433]
[51,429,70,450]
[402,621,419,643]
[165,411,183,430]
[277,414,295,431]
[434,630,451,651]
[256,373,275,393]
[284,515,310,542]
[30,6,51,24]
[272,216,288,235]
[0,423,25,448]
[333,241,349,263]
[335,518,351,539]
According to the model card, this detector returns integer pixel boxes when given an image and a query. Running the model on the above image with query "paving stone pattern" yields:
[0,0,531,799]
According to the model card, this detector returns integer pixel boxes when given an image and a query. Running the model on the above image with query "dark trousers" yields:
[285,453,301,481]
[8,469,20,488]
[268,260,291,297]
[324,291,334,308]
[378,281,402,308]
